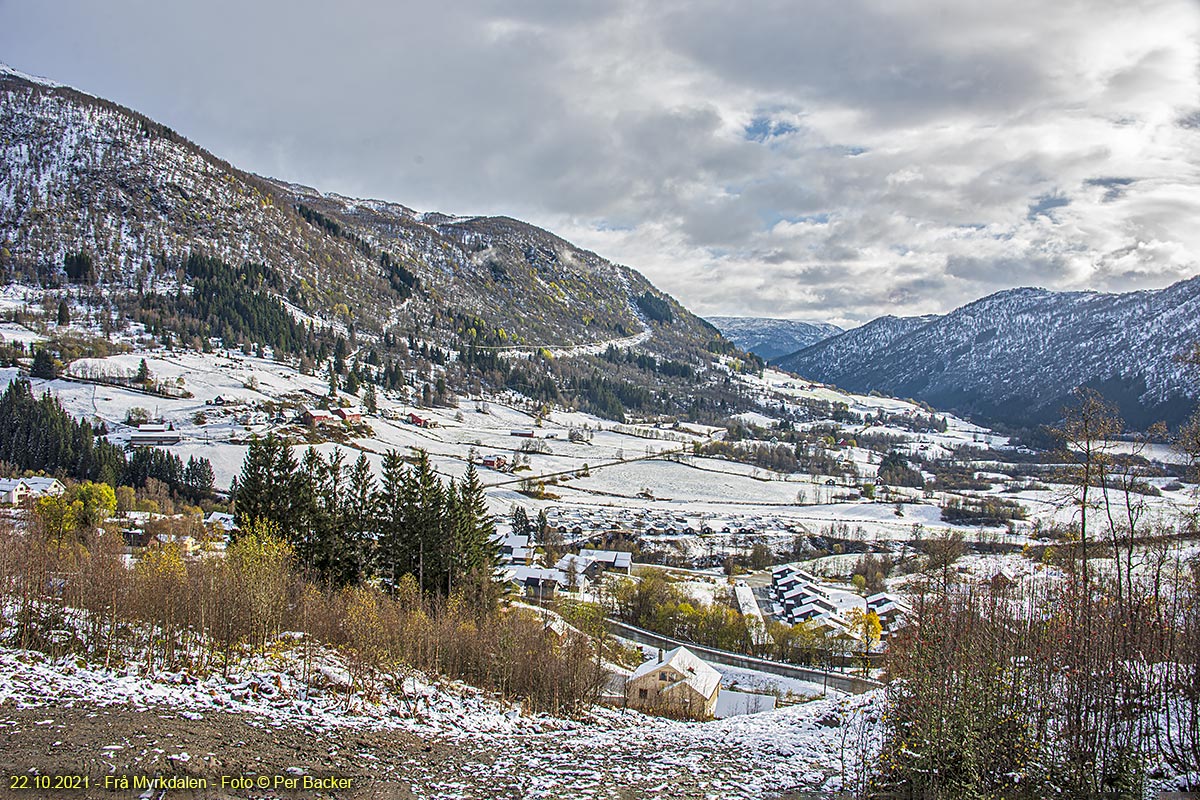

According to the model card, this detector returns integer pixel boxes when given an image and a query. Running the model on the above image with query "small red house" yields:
[301,407,335,426]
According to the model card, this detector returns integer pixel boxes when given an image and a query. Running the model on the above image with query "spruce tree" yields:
[183,455,215,498]
[232,434,297,539]
[411,450,445,594]
[362,384,377,414]
[376,449,412,588]
[342,452,376,585]
[511,505,530,539]
[454,461,500,605]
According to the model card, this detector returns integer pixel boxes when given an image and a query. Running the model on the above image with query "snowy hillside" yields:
[0,64,723,362]
[0,643,880,799]
[709,317,843,361]
[778,280,1200,427]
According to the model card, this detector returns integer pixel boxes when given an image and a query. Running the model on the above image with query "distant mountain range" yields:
[776,279,1200,428]
[708,317,843,360]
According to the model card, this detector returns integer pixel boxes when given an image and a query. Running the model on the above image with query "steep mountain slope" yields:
[778,314,939,373]
[0,64,735,420]
[777,281,1200,427]
[708,317,843,361]
[0,64,718,355]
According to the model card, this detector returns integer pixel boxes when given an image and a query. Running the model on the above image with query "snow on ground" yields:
[8,346,1191,561]
[0,644,879,799]
[0,321,45,345]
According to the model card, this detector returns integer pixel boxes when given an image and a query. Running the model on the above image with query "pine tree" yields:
[290,447,325,573]
[341,452,376,585]
[411,450,445,594]
[362,384,378,414]
[30,348,56,379]
[454,461,500,602]
[56,299,70,326]
[232,434,297,538]
[182,455,215,498]
[311,448,347,581]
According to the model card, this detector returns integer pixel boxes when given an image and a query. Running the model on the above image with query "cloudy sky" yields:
[3,0,1200,326]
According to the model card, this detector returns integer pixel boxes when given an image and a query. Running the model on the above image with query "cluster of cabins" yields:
[0,476,66,506]
[540,506,802,543]
[503,546,633,600]
[769,564,910,640]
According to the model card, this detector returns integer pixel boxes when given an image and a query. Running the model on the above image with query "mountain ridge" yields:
[776,278,1200,428]
[708,316,844,361]
[0,63,745,422]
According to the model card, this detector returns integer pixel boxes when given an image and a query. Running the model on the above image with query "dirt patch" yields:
[0,703,447,799]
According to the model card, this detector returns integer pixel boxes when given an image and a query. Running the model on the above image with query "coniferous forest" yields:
[232,435,501,599]
[0,379,213,499]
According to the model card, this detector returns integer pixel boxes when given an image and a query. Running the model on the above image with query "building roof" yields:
[506,566,569,586]
[555,553,594,574]
[631,646,721,699]
[21,477,64,493]
[579,548,633,569]
[733,585,763,619]
[205,512,239,531]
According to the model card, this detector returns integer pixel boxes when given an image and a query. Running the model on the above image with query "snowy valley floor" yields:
[0,648,876,800]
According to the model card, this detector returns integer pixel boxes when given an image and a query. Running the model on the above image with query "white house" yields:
[0,478,29,506]
[578,548,633,574]
[505,565,571,600]
[1,477,66,504]
[21,477,65,497]
[626,646,722,719]
[205,512,239,535]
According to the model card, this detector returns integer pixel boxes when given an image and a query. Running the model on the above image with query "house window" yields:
[638,688,648,699]
[659,672,669,682]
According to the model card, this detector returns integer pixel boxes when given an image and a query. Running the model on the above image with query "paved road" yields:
[606,619,883,695]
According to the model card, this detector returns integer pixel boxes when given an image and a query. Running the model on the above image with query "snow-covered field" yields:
[8,347,1194,556]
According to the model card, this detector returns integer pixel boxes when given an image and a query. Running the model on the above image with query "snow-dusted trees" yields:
[876,383,1200,798]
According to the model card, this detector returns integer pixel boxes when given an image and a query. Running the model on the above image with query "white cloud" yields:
[3,0,1199,324]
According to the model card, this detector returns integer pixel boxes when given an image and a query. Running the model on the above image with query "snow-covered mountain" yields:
[776,280,1200,428]
[708,317,843,361]
[0,63,720,362]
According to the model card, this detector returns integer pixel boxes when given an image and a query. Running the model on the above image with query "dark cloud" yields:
[2,0,1199,324]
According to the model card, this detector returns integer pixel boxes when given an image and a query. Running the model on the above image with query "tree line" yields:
[0,379,213,500]
[231,436,501,603]
[871,387,1200,799]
